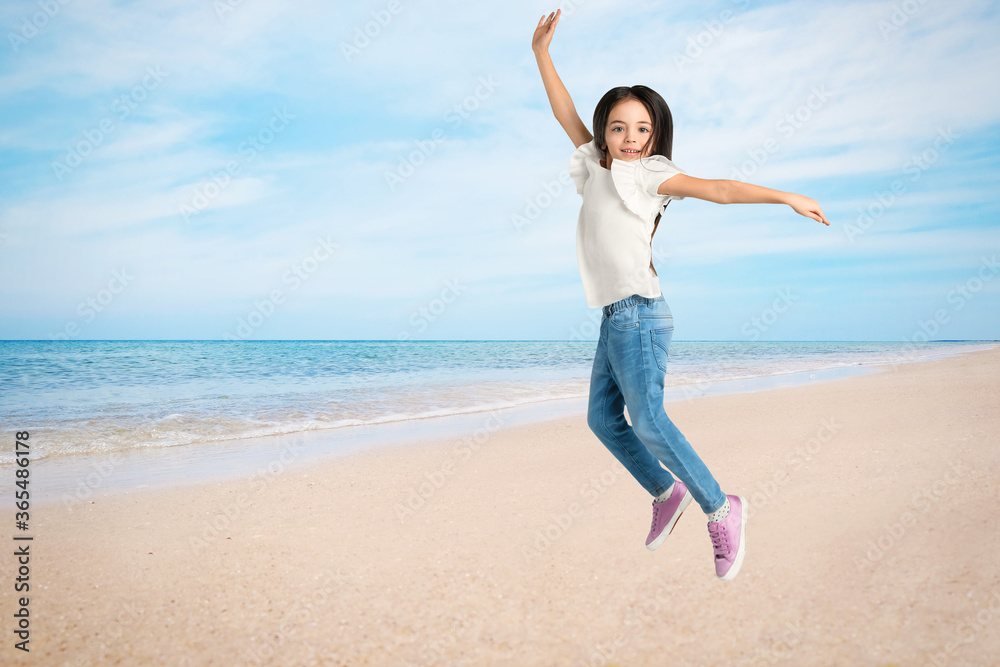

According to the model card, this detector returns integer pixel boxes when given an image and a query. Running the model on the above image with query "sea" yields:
[1,339,995,466]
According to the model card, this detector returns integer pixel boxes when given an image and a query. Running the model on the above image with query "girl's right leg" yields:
[587,311,677,498]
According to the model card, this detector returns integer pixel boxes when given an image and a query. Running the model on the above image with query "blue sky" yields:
[1,0,998,341]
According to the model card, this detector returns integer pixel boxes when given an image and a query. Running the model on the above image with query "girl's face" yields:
[603,98,653,163]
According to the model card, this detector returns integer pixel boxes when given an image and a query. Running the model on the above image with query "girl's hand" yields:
[532,10,561,54]
[787,193,830,226]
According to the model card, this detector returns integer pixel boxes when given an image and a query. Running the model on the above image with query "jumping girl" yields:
[531,9,830,581]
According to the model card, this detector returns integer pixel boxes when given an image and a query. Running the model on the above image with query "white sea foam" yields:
[1,340,994,463]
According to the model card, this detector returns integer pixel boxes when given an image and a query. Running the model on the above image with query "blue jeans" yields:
[587,294,727,514]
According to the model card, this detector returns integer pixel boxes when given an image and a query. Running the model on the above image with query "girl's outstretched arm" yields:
[532,10,592,148]
[656,174,830,226]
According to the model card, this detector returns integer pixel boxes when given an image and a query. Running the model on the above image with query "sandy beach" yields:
[6,344,1000,666]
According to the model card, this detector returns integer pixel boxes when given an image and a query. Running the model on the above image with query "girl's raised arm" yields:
[532,10,592,148]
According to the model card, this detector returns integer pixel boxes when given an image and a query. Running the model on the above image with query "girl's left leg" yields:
[604,296,727,515]
[602,294,747,579]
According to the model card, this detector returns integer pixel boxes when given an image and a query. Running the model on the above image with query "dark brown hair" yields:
[592,85,674,161]
[593,85,677,276]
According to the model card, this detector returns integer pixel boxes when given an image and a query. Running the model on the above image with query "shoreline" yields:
[19,342,995,507]
[8,343,1000,664]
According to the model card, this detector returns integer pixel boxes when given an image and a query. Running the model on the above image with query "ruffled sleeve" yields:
[568,139,601,196]
[610,155,687,224]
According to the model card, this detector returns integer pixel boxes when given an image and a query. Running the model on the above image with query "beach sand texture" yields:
[6,345,999,666]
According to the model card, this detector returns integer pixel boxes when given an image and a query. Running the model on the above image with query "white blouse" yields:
[568,138,686,309]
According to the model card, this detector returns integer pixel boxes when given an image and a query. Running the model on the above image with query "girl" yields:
[531,9,829,582]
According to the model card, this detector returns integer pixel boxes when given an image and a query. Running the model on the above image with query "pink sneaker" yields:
[645,481,692,551]
[707,494,747,581]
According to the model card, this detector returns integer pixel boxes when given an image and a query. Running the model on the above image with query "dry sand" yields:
[5,345,1000,666]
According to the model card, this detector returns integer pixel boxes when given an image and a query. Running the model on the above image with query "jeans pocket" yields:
[609,308,639,332]
[649,326,673,373]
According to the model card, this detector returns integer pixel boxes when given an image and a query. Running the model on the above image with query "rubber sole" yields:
[717,495,748,582]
